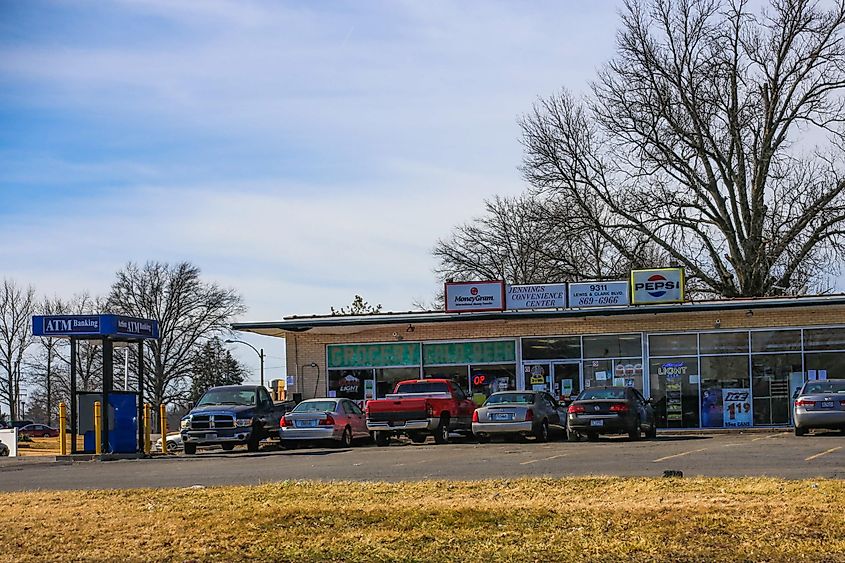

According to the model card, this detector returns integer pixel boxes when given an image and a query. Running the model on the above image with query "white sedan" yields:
[153,433,183,453]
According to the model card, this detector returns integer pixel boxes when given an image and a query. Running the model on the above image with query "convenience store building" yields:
[233,277,845,430]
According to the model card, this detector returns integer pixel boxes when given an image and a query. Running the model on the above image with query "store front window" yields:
[328,369,370,401]
[700,355,751,428]
[581,334,643,393]
[649,356,700,428]
[424,365,470,393]
[751,354,800,425]
[376,367,421,398]
[522,337,581,360]
[470,364,517,402]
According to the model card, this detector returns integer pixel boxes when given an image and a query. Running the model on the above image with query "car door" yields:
[343,400,368,437]
[256,387,275,429]
[630,389,650,429]
[544,393,567,428]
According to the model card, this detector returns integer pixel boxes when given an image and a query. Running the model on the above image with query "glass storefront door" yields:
[552,362,580,402]
[523,363,551,392]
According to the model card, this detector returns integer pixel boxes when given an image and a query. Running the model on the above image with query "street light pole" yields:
[224,339,265,388]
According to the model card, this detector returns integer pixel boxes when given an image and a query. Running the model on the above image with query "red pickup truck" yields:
[365,379,477,446]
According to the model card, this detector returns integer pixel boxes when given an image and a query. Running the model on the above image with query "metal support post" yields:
[101,339,113,455]
[70,338,77,455]
[137,341,145,453]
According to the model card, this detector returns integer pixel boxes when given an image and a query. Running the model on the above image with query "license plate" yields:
[590,419,604,427]
[205,433,217,439]
[296,420,318,428]
[821,401,835,409]
[492,413,513,421]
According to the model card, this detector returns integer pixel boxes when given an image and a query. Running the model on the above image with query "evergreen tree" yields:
[189,338,248,403]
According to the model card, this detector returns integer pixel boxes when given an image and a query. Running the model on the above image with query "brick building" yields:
[233,294,845,430]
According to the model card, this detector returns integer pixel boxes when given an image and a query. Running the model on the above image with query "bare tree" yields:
[0,279,36,419]
[107,262,246,407]
[521,0,845,297]
[434,194,664,285]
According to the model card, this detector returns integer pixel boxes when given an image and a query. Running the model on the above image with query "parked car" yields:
[365,379,476,446]
[180,385,294,455]
[566,386,657,441]
[472,391,567,442]
[18,424,60,438]
[0,441,8,456]
[279,398,368,448]
[153,432,184,453]
[793,379,845,436]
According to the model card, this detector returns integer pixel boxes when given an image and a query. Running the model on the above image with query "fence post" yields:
[93,401,102,455]
[58,402,67,456]
[159,403,167,454]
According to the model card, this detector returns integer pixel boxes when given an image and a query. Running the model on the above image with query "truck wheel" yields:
[375,431,391,447]
[646,422,658,439]
[221,443,235,451]
[434,416,450,445]
[534,420,549,442]
[409,433,427,444]
[184,443,197,455]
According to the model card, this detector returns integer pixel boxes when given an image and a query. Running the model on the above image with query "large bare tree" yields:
[521,0,845,297]
[107,262,246,407]
[0,279,36,419]
[434,193,665,285]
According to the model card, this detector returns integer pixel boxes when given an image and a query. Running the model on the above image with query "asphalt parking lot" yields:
[0,431,842,491]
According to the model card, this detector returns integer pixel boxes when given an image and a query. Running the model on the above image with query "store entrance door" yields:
[552,362,581,403]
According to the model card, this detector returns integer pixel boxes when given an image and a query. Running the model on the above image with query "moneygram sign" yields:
[630,268,685,304]
[445,281,505,313]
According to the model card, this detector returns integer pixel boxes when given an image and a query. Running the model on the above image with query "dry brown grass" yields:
[15,436,84,456]
[2,477,844,562]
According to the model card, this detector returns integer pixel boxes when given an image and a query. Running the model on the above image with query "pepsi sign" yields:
[630,268,685,304]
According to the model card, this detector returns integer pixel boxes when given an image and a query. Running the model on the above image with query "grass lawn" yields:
[2,477,844,562]
[15,436,84,456]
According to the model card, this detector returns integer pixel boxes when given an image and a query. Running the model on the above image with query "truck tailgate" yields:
[367,398,429,422]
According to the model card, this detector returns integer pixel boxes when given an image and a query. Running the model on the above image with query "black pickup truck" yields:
[180,385,293,454]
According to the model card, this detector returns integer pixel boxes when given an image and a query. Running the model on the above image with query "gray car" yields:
[280,398,369,447]
[793,379,845,436]
[472,391,567,442]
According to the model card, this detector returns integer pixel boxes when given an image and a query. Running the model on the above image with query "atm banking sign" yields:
[630,268,685,305]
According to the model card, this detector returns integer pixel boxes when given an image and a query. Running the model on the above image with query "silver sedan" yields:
[472,391,567,442]
[794,379,845,436]
[279,398,369,447]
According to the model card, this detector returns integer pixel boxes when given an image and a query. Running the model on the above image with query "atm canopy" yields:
[32,314,159,341]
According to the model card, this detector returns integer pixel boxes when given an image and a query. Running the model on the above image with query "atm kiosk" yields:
[32,314,159,455]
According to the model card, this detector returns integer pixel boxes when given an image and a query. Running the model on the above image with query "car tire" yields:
[375,431,391,447]
[794,425,807,436]
[646,421,658,439]
[628,418,642,441]
[567,429,580,442]
[535,420,549,442]
[337,427,353,448]
[434,416,450,445]
[586,432,599,442]
[184,443,197,455]
[221,443,235,451]
[166,440,178,453]
[409,433,427,444]
[476,434,491,444]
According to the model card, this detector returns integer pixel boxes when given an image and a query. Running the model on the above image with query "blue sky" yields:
[0,0,621,383]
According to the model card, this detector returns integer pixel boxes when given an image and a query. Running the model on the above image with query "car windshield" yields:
[394,382,449,394]
[578,388,626,400]
[196,389,255,406]
[802,381,845,394]
[293,400,337,413]
[485,393,535,405]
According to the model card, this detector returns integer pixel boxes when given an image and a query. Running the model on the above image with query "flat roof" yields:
[232,293,845,337]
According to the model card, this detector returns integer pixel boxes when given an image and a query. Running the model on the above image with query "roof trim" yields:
[231,294,845,335]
